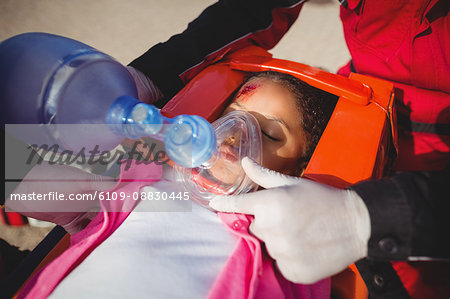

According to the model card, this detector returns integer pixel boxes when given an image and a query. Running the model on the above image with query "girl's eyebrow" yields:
[231,101,290,131]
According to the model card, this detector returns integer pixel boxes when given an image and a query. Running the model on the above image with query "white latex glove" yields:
[209,157,371,284]
[126,66,163,104]
[7,163,117,235]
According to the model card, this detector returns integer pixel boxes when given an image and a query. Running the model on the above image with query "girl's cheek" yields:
[261,146,278,170]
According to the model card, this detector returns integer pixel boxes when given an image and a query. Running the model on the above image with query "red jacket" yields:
[338,0,450,172]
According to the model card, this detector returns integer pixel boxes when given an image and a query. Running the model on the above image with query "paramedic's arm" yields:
[128,0,304,106]
[6,163,116,235]
[350,165,450,261]
[210,158,450,284]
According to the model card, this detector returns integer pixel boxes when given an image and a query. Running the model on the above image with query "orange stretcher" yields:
[4,46,397,299]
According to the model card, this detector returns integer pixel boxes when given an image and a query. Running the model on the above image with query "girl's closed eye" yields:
[262,130,280,141]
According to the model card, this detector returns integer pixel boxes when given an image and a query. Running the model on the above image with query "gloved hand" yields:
[126,66,163,104]
[7,163,117,235]
[209,157,371,284]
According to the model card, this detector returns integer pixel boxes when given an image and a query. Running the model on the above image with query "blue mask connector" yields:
[107,95,217,168]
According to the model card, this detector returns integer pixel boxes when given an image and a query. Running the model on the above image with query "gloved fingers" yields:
[209,188,274,214]
[276,252,329,285]
[248,218,264,239]
[249,220,290,268]
[209,194,254,214]
[249,216,294,259]
[252,222,326,285]
[275,258,308,284]
[261,234,290,261]
[242,157,300,189]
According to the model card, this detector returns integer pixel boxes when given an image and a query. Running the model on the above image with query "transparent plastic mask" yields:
[175,110,263,207]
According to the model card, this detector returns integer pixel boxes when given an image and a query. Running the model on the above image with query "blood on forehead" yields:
[235,83,261,100]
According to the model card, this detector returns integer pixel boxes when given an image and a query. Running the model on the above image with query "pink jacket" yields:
[19,162,329,298]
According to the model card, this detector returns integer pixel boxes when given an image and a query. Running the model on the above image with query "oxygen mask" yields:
[175,110,263,207]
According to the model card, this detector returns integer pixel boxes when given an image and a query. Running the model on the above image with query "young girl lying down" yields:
[15,71,337,299]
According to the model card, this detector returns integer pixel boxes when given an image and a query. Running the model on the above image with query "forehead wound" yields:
[236,82,261,99]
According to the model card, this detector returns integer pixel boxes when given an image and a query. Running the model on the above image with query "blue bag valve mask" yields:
[0,32,216,167]
[107,95,217,168]
[175,110,263,207]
